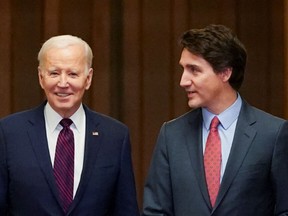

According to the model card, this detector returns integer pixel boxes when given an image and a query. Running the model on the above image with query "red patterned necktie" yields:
[54,118,74,213]
[204,116,221,207]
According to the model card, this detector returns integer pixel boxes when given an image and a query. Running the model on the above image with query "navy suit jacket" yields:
[143,100,288,215]
[0,102,139,215]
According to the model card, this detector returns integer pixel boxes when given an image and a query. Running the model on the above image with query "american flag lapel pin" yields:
[92,131,99,136]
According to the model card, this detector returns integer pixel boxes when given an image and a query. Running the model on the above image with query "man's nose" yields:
[57,74,69,87]
[179,71,191,87]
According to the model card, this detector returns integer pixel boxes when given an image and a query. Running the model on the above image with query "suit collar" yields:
[27,103,104,214]
[213,100,257,211]
[185,109,212,208]
[26,102,63,208]
[67,105,102,214]
[185,101,258,211]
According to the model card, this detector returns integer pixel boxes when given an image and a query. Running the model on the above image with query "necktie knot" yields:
[210,116,220,130]
[60,118,73,128]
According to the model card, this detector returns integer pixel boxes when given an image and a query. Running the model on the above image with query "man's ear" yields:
[38,67,44,89]
[219,67,232,82]
[85,68,93,90]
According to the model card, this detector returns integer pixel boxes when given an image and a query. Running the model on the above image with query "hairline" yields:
[38,35,93,74]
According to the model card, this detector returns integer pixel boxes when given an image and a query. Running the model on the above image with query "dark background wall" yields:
[1,0,287,207]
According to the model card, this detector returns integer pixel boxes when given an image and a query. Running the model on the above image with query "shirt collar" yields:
[44,102,85,133]
[202,94,242,130]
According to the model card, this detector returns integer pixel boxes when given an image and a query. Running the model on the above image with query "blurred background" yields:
[1,0,288,208]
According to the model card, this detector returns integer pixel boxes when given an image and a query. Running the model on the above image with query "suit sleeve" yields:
[0,122,8,214]
[271,120,288,216]
[142,123,174,216]
[113,129,139,216]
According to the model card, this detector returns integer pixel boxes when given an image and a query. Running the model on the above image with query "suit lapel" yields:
[213,101,257,210]
[184,109,211,208]
[25,103,104,214]
[26,103,62,206]
[68,107,102,213]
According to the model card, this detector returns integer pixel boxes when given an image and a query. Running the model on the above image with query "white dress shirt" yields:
[44,103,86,197]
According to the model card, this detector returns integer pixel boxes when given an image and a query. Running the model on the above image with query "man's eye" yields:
[49,71,59,76]
[69,73,78,77]
[188,66,196,72]
[189,66,201,74]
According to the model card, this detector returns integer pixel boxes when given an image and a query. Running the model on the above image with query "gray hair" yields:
[38,35,93,70]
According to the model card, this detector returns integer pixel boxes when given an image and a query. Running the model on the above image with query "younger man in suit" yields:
[142,24,288,215]
[0,35,139,215]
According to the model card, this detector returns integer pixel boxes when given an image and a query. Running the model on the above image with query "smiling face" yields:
[179,48,235,114]
[38,44,93,118]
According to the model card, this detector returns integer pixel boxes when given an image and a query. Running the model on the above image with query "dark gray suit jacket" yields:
[0,102,139,216]
[143,100,288,215]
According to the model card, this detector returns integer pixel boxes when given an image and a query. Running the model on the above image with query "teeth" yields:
[57,93,69,97]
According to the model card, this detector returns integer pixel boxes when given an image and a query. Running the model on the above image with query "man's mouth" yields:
[187,91,196,98]
[56,93,71,97]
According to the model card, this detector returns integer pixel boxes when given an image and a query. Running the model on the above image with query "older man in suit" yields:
[0,35,139,215]
[142,24,288,215]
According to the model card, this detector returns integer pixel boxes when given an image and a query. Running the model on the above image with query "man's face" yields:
[38,44,93,118]
[179,48,229,114]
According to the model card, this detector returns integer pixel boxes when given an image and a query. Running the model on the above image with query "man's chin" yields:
[187,101,200,110]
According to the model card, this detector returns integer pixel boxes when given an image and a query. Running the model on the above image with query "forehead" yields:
[179,48,211,68]
[45,44,84,59]
[42,45,87,69]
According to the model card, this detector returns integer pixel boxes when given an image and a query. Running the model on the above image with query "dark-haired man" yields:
[142,24,288,215]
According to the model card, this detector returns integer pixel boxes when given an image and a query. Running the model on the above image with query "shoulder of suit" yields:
[85,108,128,130]
[240,102,286,128]
[0,103,44,124]
[250,106,286,123]
[165,108,201,125]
